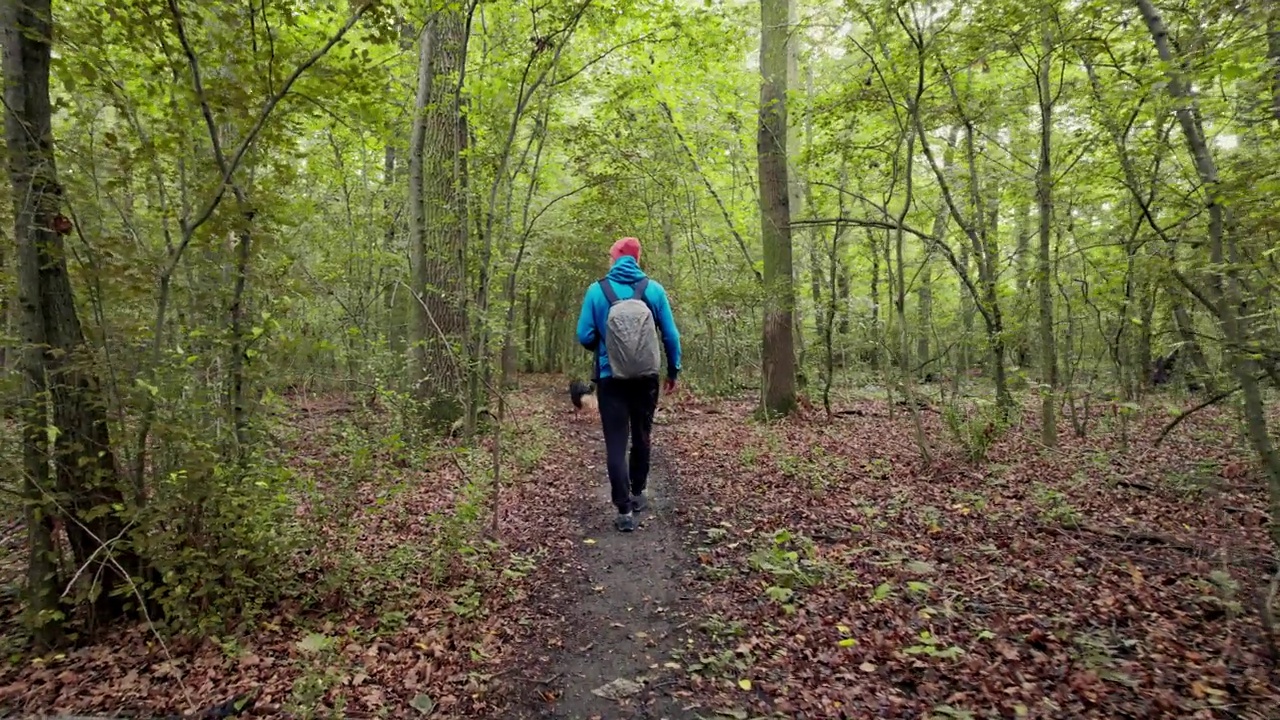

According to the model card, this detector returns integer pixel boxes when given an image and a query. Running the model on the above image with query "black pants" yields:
[597,376,659,513]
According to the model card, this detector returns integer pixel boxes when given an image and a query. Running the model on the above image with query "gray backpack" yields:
[598,277,661,379]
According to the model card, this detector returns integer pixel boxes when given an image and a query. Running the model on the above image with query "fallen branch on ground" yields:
[1066,522,1275,572]
[1155,384,1241,446]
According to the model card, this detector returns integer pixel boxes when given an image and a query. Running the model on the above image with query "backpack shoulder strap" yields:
[632,277,650,299]
[632,277,655,316]
[598,278,620,306]
[599,277,653,310]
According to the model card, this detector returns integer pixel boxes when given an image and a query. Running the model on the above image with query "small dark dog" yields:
[569,379,597,415]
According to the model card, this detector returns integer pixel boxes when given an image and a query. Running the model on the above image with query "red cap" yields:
[609,237,641,262]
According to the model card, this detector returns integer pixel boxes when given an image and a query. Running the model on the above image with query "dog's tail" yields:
[569,380,594,410]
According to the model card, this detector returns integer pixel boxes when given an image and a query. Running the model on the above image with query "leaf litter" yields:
[0,383,597,718]
[1,384,1277,719]
[657,393,1279,718]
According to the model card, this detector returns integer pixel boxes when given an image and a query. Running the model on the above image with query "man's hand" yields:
[663,377,678,396]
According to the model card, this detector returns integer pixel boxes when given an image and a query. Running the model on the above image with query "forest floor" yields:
[1,375,1279,719]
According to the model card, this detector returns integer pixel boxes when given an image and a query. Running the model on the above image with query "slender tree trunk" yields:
[966,127,1011,411]
[922,131,956,380]
[918,202,949,377]
[1266,0,1280,123]
[1,226,8,380]
[1012,199,1032,368]
[868,228,880,369]
[758,0,796,416]
[502,106,551,391]
[1135,279,1156,386]
[803,65,823,354]
[895,129,931,463]
[3,0,135,633]
[914,70,1010,410]
[522,290,535,373]
[1036,25,1058,447]
[226,225,252,452]
[822,160,848,413]
[915,265,931,374]
[883,228,897,372]
[407,21,433,401]
[383,144,404,353]
[1137,0,1280,550]
[787,0,805,378]
[1169,288,1213,390]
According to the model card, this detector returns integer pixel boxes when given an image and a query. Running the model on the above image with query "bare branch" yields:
[166,0,374,268]
[657,100,761,281]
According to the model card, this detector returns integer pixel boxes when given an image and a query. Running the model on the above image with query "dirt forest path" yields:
[503,392,704,720]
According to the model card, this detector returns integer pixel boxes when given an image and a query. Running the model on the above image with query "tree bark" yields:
[383,144,404,354]
[1036,24,1058,447]
[3,0,135,634]
[1168,287,1213,390]
[1,225,8,380]
[407,11,469,426]
[1012,198,1032,368]
[758,0,796,416]
[1266,0,1280,123]
[868,228,880,369]
[407,22,433,403]
[918,204,948,377]
[225,224,252,451]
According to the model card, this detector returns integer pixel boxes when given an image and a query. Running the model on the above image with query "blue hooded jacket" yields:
[576,256,682,381]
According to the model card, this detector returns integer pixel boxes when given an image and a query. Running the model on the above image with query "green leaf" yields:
[296,632,333,654]
[410,694,436,715]
[871,582,893,601]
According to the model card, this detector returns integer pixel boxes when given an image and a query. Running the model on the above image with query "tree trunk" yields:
[914,70,1010,410]
[3,0,135,634]
[407,20,433,408]
[1169,289,1213,390]
[822,161,848,413]
[895,129,931,463]
[1136,0,1280,550]
[1266,0,1280,123]
[758,0,796,416]
[1036,25,1058,447]
[868,228,880,369]
[226,225,252,453]
[1012,199,1031,368]
[883,228,897,372]
[1,225,8,380]
[918,204,948,378]
[957,234,973,380]
[407,12,468,426]
[787,0,805,379]
[921,131,956,380]
[383,144,404,354]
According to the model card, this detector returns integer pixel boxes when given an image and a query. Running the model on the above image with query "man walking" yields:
[576,237,682,532]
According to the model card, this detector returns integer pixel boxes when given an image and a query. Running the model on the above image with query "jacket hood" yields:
[606,255,647,284]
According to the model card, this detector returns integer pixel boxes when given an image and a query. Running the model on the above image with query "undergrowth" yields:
[942,400,1010,462]
[2,380,547,668]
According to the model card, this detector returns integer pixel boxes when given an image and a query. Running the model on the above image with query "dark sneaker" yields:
[630,493,649,513]
[615,512,636,532]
